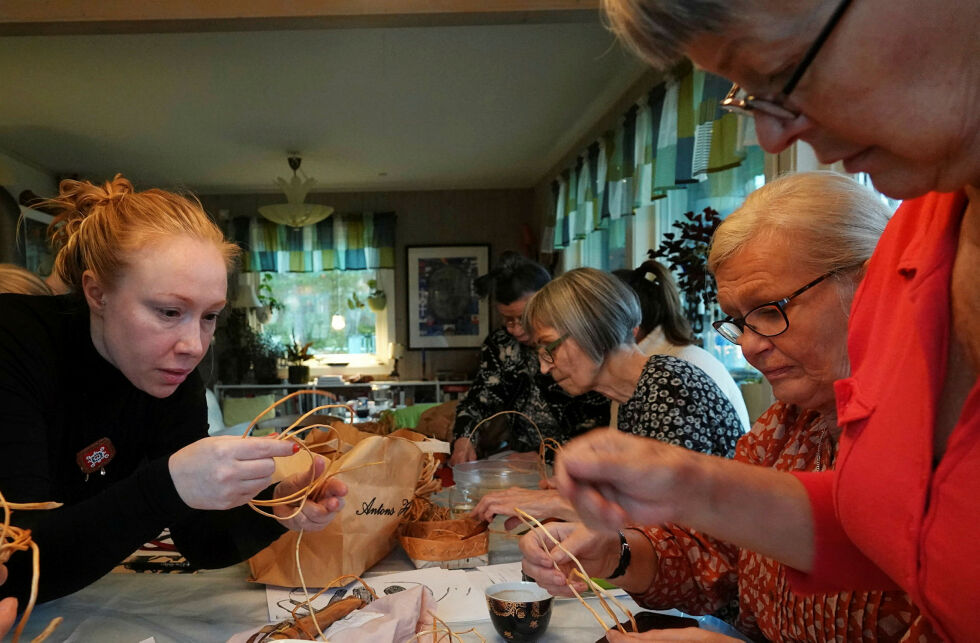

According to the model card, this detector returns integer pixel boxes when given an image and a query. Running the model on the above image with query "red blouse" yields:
[630,403,938,642]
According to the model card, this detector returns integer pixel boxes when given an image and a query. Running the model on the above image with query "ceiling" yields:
[0,5,648,194]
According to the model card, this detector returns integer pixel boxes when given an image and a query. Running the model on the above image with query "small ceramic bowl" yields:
[485,581,553,642]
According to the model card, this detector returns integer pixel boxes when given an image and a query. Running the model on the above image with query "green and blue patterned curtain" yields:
[551,66,764,269]
[232,211,396,273]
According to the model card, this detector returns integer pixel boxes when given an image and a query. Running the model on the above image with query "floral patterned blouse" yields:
[629,402,939,642]
[618,356,743,458]
[452,328,610,452]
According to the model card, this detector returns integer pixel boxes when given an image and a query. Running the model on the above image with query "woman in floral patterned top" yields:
[472,267,742,529]
[450,252,610,464]
[520,173,936,641]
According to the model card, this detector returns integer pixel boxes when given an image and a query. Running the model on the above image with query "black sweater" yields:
[0,294,285,603]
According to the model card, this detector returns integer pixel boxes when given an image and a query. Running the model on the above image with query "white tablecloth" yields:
[18,519,746,642]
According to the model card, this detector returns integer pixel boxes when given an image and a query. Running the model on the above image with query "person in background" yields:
[0,263,53,295]
[0,175,347,605]
[551,0,978,638]
[472,267,742,529]
[521,172,941,642]
[613,260,750,430]
[449,251,609,465]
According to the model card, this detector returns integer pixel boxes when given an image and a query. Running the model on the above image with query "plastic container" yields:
[450,460,543,513]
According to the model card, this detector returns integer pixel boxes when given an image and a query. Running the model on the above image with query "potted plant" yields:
[250,331,283,384]
[365,279,386,312]
[347,279,386,312]
[648,206,723,334]
[255,272,284,324]
[285,337,315,385]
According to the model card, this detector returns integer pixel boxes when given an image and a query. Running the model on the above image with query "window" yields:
[258,269,395,367]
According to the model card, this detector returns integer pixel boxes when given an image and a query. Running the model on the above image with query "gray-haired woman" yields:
[471,267,743,527]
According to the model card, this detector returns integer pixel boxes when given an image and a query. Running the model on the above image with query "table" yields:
[18,518,745,642]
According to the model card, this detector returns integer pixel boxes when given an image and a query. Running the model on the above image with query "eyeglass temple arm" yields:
[781,0,855,95]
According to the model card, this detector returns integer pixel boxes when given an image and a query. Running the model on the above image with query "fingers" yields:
[0,596,17,640]
[449,438,476,466]
[232,435,297,461]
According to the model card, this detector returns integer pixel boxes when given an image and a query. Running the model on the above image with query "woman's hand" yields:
[0,564,15,640]
[519,521,619,596]
[169,435,297,510]
[273,455,348,532]
[449,437,477,465]
[554,429,697,531]
[471,488,575,530]
[604,627,740,641]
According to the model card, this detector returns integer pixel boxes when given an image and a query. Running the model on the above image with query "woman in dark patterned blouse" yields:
[449,252,610,465]
[472,267,741,528]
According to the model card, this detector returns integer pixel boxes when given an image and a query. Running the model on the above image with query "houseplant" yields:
[648,206,723,334]
[285,337,315,385]
[250,331,283,384]
[347,279,386,312]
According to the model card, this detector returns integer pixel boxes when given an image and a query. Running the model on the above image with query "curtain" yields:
[550,67,764,269]
[233,211,396,273]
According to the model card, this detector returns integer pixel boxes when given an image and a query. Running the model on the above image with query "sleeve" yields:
[0,313,197,603]
[628,524,740,616]
[170,486,287,569]
[785,471,899,592]
[146,377,288,569]
[452,333,525,440]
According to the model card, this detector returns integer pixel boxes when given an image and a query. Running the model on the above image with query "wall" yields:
[0,149,57,264]
[199,187,534,381]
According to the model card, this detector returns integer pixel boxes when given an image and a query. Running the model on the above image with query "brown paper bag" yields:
[248,426,426,587]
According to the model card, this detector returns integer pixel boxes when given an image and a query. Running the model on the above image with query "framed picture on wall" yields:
[406,244,490,349]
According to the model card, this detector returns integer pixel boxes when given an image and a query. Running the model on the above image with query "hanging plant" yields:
[648,206,723,331]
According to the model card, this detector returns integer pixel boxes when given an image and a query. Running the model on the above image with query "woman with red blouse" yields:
[521,173,938,641]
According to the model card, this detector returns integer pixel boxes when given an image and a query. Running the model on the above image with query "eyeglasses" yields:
[503,316,524,329]
[713,268,849,344]
[537,333,569,364]
[719,0,855,122]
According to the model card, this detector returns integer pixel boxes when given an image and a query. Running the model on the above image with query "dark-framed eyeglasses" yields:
[719,0,855,122]
[537,333,570,364]
[713,267,851,344]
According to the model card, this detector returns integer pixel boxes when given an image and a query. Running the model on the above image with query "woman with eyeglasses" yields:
[546,0,978,639]
[471,265,743,530]
[521,172,943,642]
[448,251,610,465]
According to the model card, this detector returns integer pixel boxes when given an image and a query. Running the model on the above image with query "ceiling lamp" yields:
[258,155,334,228]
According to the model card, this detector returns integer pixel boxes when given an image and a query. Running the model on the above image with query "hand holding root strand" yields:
[169,435,297,510]
[518,521,620,596]
[273,455,348,532]
[555,429,696,532]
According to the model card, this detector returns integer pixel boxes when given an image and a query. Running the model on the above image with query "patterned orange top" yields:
[630,402,939,642]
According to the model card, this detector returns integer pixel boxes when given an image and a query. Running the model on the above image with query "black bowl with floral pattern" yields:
[485,581,553,642]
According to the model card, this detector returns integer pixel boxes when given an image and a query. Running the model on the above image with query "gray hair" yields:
[601,0,738,68]
[708,171,891,299]
[524,267,641,364]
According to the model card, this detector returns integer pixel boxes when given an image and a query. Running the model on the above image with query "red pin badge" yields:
[76,437,116,480]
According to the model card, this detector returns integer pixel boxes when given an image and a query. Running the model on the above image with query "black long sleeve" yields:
[0,294,283,603]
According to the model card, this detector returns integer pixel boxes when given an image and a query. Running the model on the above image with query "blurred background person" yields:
[0,263,52,295]
[613,260,749,430]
